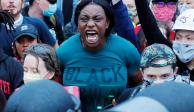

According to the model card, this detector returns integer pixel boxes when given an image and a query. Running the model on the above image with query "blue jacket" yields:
[0,16,56,56]
[112,0,140,51]
[0,48,23,99]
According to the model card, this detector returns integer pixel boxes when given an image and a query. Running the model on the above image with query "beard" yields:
[9,9,21,19]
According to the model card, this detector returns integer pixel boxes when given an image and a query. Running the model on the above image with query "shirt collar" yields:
[14,14,24,28]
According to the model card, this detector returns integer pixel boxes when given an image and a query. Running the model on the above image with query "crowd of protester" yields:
[0,0,194,112]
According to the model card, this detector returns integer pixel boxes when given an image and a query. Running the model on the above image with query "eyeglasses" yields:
[153,2,176,8]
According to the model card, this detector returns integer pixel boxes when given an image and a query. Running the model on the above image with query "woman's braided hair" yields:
[0,10,14,31]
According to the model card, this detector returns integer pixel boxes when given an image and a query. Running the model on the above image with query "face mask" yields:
[152,79,165,85]
[24,72,45,84]
[173,41,194,63]
[144,75,175,85]
[153,6,176,23]
[128,11,135,17]
[127,7,137,17]
[128,10,139,24]
[43,3,57,17]
[178,4,191,14]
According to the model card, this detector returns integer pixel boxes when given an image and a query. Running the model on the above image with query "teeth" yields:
[86,34,98,43]
[86,31,97,35]
[86,31,96,33]
[87,33,96,35]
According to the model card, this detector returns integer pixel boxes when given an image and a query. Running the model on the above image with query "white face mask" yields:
[178,4,191,14]
[144,75,175,85]
[24,72,47,84]
[173,41,194,63]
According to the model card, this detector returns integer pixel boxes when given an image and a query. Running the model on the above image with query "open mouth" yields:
[85,31,99,44]
[22,49,26,53]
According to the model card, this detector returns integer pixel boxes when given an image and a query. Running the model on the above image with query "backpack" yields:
[45,15,65,44]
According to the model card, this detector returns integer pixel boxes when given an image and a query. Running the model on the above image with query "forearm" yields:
[135,0,172,47]
[128,70,143,88]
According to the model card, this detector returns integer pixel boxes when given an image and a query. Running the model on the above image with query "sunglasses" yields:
[153,2,176,8]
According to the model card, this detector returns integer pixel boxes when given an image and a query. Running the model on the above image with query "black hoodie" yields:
[0,48,23,99]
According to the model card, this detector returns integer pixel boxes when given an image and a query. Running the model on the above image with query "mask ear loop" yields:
[174,67,178,75]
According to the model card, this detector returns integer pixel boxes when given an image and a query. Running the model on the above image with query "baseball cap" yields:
[5,80,78,112]
[140,44,176,68]
[14,24,39,41]
[172,9,194,31]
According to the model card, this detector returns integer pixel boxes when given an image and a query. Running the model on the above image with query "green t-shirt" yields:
[57,34,140,112]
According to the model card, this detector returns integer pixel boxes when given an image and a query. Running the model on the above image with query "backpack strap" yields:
[50,15,56,28]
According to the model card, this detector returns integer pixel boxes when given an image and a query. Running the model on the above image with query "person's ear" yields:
[106,18,110,29]
[12,42,17,56]
[173,66,178,75]
[140,68,144,75]
[47,72,55,80]
[22,2,25,9]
